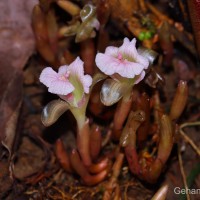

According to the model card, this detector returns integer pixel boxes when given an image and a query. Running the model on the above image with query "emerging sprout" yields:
[76,4,100,42]
[57,3,100,43]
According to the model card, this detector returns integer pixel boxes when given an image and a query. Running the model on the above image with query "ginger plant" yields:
[40,57,109,185]
[31,1,194,199]
[39,36,188,200]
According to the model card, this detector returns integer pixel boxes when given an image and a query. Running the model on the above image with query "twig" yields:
[179,121,200,156]
[123,184,128,200]
[178,0,188,21]
[146,2,173,24]
[178,145,190,200]
[103,152,124,200]
[51,186,71,200]
[180,121,200,129]
[72,189,85,199]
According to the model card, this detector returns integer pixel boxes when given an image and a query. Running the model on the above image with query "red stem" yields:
[77,119,91,166]
[70,149,108,186]
[124,146,140,175]
[113,94,133,140]
[80,39,95,75]
[90,125,102,160]
[88,157,110,174]
[55,139,73,172]
[134,93,150,145]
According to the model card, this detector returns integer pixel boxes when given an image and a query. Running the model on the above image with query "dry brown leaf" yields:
[0,0,37,155]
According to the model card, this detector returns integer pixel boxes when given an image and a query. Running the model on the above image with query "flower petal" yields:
[39,67,58,87]
[95,53,120,75]
[58,65,68,75]
[119,38,137,59]
[119,38,149,69]
[105,46,119,57]
[117,61,144,78]
[67,57,92,95]
[135,54,149,69]
[82,74,92,93]
[48,79,74,95]
[67,57,84,77]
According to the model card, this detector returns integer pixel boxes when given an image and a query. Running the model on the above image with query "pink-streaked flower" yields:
[95,37,149,82]
[39,57,92,107]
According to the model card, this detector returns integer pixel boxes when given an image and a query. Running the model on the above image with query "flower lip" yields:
[59,71,70,81]
[95,37,149,80]
[117,53,124,61]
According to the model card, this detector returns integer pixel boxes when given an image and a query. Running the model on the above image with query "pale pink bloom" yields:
[39,57,92,98]
[95,38,149,81]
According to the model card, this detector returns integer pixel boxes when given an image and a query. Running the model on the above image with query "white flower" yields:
[95,38,149,83]
[40,57,92,107]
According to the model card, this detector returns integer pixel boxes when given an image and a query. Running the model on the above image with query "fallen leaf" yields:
[13,136,46,180]
[0,0,37,69]
[0,0,37,155]
[0,67,23,155]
